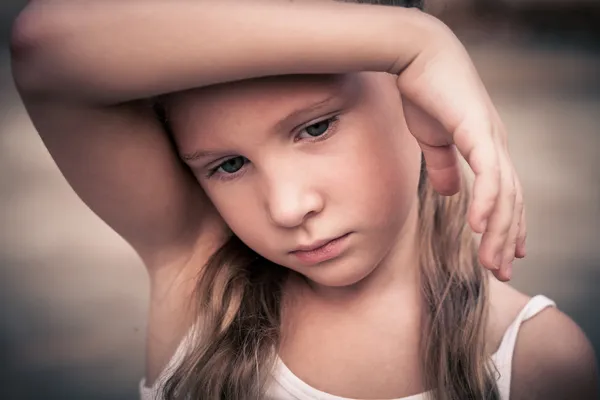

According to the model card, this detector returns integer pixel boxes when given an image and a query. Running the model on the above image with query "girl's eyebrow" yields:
[180,149,230,163]
[180,91,346,163]
[273,91,344,133]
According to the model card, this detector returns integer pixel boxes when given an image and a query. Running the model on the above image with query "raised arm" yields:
[11,0,521,278]
[9,0,435,270]
[10,0,434,103]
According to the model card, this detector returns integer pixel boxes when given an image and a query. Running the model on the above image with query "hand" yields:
[396,24,524,282]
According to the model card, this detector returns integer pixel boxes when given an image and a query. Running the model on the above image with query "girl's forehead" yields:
[168,74,363,129]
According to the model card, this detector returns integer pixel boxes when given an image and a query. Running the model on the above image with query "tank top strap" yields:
[492,294,557,400]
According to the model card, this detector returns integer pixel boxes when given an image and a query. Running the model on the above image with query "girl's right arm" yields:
[11,0,520,276]
[11,0,431,103]
[10,0,434,270]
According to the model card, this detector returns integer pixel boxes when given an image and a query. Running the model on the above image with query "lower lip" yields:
[291,233,351,265]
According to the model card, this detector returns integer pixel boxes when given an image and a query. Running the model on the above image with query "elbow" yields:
[10,1,41,56]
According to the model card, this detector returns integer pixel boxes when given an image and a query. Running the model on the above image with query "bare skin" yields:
[10,0,598,398]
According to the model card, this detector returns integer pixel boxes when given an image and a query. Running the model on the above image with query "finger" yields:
[402,97,461,196]
[455,125,501,234]
[498,168,523,280]
[477,150,516,274]
[514,177,527,258]
[490,259,506,282]
[418,142,461,196]
[479,230,499,275]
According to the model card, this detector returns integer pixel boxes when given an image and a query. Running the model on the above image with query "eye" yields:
[211,156,247,176]
[297,116,340,141]
[306,120,330,137]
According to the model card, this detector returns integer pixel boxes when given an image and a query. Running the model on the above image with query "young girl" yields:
[10,0,598,399]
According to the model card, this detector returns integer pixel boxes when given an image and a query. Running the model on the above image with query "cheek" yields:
[334,120,421,228]
[335,74,422,226]
[205,183,260,232]
[202,182,278,258]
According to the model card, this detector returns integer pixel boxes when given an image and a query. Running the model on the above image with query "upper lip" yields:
[290,234,347,253]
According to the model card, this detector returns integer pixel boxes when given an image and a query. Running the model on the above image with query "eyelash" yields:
[205,115,341,181]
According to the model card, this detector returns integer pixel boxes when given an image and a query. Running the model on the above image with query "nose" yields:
[264,168,325,229]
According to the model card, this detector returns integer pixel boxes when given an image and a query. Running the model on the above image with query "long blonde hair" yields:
[158,1,500,398]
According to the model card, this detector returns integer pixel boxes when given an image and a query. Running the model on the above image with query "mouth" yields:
[290,233,352,265]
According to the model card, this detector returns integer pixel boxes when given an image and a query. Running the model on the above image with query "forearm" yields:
[11,0,440,104]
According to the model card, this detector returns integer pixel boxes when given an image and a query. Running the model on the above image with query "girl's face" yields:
[169,73,422,288]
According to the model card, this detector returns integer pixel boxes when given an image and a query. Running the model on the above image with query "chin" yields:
[301,261,378,289]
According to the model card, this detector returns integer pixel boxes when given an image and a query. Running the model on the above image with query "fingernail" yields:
[493,254,502,270]
[505,262,513,280]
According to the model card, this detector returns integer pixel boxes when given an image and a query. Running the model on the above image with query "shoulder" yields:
[486,276,531,353]
[510,305,599,400]
[486,276,599,400]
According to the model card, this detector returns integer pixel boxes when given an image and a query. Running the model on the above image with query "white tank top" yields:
[140,295,556,400]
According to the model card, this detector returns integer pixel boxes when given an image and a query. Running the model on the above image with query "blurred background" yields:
[0,0,598,399]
